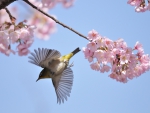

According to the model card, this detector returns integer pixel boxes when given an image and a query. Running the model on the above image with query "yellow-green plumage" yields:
[60,53,73,62]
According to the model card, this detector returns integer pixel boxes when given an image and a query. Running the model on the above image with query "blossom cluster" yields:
[41,0,74,8]
[28,13,56,40]
[0,0,75,56]
[83,30,150,83]
[28,0,57,40]
[25,0,74,40]
[127,0,150,12]
[0,9,35,56]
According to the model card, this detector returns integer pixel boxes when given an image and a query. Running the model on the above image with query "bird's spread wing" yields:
[28,48,61,67]
[52,67,74,104]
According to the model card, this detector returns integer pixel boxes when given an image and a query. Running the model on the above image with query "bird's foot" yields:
[69,62,74,67]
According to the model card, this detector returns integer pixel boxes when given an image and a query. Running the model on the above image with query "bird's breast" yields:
[54,62,66,75]
[47,59,67,75]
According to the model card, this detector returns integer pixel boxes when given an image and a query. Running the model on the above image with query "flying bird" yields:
[28,47,80,104]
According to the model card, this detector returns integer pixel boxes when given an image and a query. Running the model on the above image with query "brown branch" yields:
[23,0,89,41]
[0,0,16,10]
[5,8,16,23]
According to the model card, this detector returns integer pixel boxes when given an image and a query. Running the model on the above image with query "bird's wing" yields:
[52,67,74,104]
[28,48,61,67]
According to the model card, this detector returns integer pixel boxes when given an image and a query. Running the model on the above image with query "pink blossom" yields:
[41,0,75,8]
[41,0,53,7]
[134,41,142,50]
[87,42,97,52]
[17,44,30,56]
[114,38,127,49]
[104,38,113,50]
[127,0,150,12]
[87,56,93,62]
[117,74,128,83]
[62,0,74,8]
[127,0,142,6]
[82,47,93,57]
[126,47,132,54]
[0,5,35,56]
[19,28,32,41]
[109,73,117,79]
[27,25,36,37]
[9,31,19,43]
[95,36,104,47]
[100,65,110,73]
[135,6,147,12]
[140,54,150,63]
[90,62,100,71]
[0,31,9,48]
[0,9,11,24]
[88,29,99,40]
[28,12,56,40]
[120,54,130,64]
[82,47,93,62]
[83,29,150,83]
[5,49,15,56]
[25,38,34,47]
[0,44,7,54]
[93,50,105,63]
[141,63,150,72]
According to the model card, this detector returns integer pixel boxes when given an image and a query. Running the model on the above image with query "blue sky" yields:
[0,0,150,113]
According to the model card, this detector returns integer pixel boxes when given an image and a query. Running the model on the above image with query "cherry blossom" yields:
[83,30,150,83]
[0,16,35,56]
[40,0,75,8]
[28,12,56,40]
[17,44,30,56]
[127,0,142,6]
[127,0,150,12]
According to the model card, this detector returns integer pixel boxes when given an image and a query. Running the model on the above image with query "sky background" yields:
[0,0,150,113]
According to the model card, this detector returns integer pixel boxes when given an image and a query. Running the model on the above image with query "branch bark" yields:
[0,0,17,10]
[5,8,16,23]
[23,0,89,41]
[0,0,89,41]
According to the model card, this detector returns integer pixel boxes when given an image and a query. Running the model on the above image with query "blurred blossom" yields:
[0,9,10,24]
[40,0,75,8]
[17,44,30,56]
[90,62,100,71]
[27,0,74,40]
[0,9,35,56]
[0,0,74,56]
[28,13,56,40]
[83,30,150,83]
[127,0,142,6]
[127,0,150,12]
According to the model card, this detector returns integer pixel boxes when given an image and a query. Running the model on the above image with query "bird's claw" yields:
[69,62,74,67]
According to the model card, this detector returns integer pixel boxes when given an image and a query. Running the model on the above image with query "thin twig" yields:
[5,7,16,23]
[23,0,89,41]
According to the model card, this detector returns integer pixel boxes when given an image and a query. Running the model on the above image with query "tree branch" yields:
[5,8,16,23]
[0,0,16,10]
[23,0,89,41]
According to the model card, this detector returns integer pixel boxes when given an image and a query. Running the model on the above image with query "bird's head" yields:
[36,68,51,82]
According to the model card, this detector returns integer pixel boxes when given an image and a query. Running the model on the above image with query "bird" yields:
[28,47,80,104]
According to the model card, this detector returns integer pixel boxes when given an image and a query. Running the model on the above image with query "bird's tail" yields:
[71,47,81,56]
[60,47,80,61]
